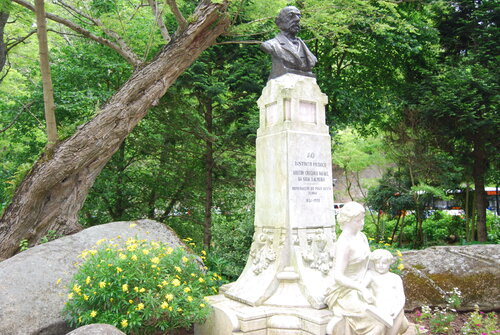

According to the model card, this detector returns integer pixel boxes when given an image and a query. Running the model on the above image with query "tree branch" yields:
[12,0,142,67]
[55,0,139,62]
[215,39,262,45]
[6,29,37,51]
[165,0,187,32]
[148,0,171,43]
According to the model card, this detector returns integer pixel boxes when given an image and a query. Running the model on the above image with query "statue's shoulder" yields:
[261,36,280,54]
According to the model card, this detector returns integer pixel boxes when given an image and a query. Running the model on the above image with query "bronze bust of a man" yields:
[261,6,317,80]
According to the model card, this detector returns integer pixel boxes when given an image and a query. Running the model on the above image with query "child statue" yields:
[324,202,408,335]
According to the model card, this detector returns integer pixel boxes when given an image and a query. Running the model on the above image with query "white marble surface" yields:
[225,74,336,308]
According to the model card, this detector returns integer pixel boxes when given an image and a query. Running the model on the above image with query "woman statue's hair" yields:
[337,202,365,229]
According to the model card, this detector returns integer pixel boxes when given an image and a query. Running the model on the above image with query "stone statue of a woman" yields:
[325,202,408,335]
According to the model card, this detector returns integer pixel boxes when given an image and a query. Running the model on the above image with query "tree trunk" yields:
[0,10,8,74]
[203,100,214,249]
[472,137,488,242]
[111,140,127,220]
[0,0,230,260]
[35,0,58,150]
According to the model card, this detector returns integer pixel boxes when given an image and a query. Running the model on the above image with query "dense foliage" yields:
[0,0,498,270]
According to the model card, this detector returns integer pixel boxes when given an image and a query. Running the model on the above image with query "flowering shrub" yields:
[63,233,223,334]
[461,305,499,335]
[415,288,461,334]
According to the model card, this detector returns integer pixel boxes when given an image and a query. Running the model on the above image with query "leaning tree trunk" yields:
[0,0,230,260]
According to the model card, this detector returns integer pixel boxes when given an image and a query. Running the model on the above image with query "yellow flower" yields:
[85,276,91,285]
[175,266,182,273]
[151,256,160,264]
[398,263,405,271]
[187,296,193,302]
[166,247,173,255]
[184,287,191,293]
[191,273,196,277]
[136,303,144,311]
[139,287,146,293]
[151,241,160,248]
[119,253,127,260]
[89,249,97,255]
[110,298,114,302]
[96,238,107,245]
[384,243,391,247]
[142,249,150,255]
[172,279,181,287]
[56,278,62,285]
[168,306,173,311]
[67,293,74,299]
[73,284,81,294]
[116,267,123,273]
[90,310,97,318]
[161,280,168,286]
[122,284,129,292]
[200,303,206,308]
[131,254,138,261]
[121,319,128,328]
[129,299,134,304]
[182,256,189,263]
[99,281,106,288]
[83,294,89,301]
[177,308,183,312]
[396,250,403,257]
[201,250,207,256]
[134,287,139,292]
[198,277,205,283]
[165,294,174,301]
[204,297,209,302]
[129,223,137,228]
[161,301,169,309]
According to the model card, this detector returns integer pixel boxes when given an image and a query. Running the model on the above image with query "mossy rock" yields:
[401,245,500,311]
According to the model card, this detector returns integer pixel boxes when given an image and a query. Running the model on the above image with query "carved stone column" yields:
[196,73,336,335]
[225,73,336,308]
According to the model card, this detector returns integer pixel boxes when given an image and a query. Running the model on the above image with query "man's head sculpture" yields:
[261,6,317,80]
[275,6,301,36]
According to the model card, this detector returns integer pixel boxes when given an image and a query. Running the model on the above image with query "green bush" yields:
[63,232,222,334]
[209,210,254,281]
[486,211,500,243]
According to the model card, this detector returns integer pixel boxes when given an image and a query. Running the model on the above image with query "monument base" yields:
[195,291,333,335]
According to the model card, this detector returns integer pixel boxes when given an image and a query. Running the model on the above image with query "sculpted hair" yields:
[370,249,394,263]
[275,6,300,29]
[337,202,365,229]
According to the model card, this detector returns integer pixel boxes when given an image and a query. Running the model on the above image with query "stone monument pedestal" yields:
[195,74,336,335]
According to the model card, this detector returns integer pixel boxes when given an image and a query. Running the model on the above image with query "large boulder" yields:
[0,220,186,335]
[401,244,500,311]
[66,324,125,335]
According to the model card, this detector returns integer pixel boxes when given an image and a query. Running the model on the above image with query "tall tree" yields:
[0,0,230,259]
[34,0,57,150]
[404,0,499,241]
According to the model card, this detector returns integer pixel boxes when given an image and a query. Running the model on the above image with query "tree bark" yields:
[0,11,8,74]
[472,137,488,242]
[203,100,214,249]
[0,0,230,259]
[35,0,58,150]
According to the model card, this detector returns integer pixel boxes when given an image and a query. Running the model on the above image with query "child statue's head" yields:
[370,249,394,274]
